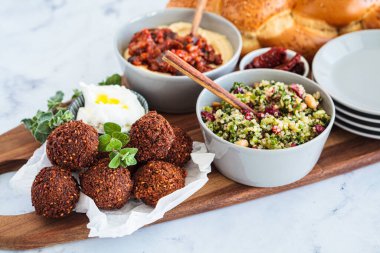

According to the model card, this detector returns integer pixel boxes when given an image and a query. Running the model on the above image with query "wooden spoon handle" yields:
[191,0,208,36]
[162,50,255,113]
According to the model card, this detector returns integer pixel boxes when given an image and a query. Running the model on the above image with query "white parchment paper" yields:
[9,142,214,238]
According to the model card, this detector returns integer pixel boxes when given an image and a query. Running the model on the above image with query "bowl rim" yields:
[239,47,310,77]
[196,69,336,153]
[113,7,243,80]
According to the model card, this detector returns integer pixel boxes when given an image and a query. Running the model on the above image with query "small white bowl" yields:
[196,69,335,187]
[115,8,242,113]
[239,47,309,77]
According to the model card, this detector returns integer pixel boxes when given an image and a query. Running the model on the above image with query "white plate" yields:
[336,103,380,124]
[335,118,380,140]
[313,30,380,116]
[336,113,380,132]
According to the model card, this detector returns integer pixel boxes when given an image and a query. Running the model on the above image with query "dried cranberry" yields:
[242,109,254,120]
[251,47,287,68]
[290,143,297,147]
[290,84,303,98]
[233,87,245,94]
[315,124,325,134]
[290,62,305,75]
[201,111,215,122]
[247,102,255,109]
[275,54,301,71]
[265,106,280,117]
[256,112,265,119]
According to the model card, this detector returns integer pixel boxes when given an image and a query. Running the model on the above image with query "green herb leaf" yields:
[72,89,82,99]
[109,153,121,169]
[38,111,53,122]
[109,151,119,160]
[98,134,111,152]
[105,138,122,152]
[112,132,129,146]
[119,147,138,156]
[35,120,51,134]
[22,118,34,131]
[47,91,64,110]
[34,131,49,143]
[104,122,121,135]
[123,156,137,166]
[98,74,122,86]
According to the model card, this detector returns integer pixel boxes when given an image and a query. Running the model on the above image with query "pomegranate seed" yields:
[315,124,325,134]
[201,111,215,122]
[233,87,244,94]
[241,109,254,120]
[265,106,280,117]
[256,112,265,119]
[272,126,281,134]
[247,102,255,109]
[290,84,303,98]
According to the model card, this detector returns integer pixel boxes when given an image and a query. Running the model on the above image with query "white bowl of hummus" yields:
[115,8,242,113]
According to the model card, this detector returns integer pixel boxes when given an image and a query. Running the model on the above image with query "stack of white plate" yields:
[313,30,380,140]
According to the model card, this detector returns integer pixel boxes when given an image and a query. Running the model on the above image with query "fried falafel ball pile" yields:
[80,159,133,210]
[129,111,175,163]
[129,112,193,166]
[164,126,193,167]
[133,161,186,207]
[127,111,193,206]
[46,121,98,171]
[31,166,80,218]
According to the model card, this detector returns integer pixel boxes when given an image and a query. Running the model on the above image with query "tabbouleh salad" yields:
[201,80,330,149]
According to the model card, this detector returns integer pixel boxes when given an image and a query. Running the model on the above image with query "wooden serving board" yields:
[1,113,380,250]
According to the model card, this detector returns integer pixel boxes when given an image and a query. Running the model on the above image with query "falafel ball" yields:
[80,159,133,210]
[134,161,186,207]
[129,111,175,163]
[46,121,98,171]
[31,166,80,218]
[164,126,193,167]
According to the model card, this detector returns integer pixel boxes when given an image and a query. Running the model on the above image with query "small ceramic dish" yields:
[68,90,149,119]
[196,69,335,187]
[115,8,242,113]
[313,29,380,116]
[239,47,309,77]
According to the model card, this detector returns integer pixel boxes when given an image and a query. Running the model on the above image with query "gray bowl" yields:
[114,8,242,113]
[196,69,336,187]
[68,90,149,119]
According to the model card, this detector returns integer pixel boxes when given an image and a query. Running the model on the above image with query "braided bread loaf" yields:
[167,0,380,60]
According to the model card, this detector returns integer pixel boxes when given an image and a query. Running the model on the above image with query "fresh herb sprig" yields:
[22,73,123,143]
[98,74,122,86]
[22,91,75,143]
[98,122,138,169]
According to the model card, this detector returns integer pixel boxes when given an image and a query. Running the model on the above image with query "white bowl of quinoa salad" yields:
[196,69,335,187]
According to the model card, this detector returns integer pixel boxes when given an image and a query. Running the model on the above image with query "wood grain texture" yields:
[1,113,380,250]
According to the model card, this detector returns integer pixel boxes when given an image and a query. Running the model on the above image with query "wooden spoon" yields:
[162,50,255,113]
[191,0,208,36]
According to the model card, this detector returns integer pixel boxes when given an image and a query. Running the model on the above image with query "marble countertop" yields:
[1,0,380,252]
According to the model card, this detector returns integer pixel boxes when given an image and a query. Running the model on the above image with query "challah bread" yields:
[257,11,337,60]
[167,0,223,14]
[292,0,374,27]
[167,0,380,59]
[221,0,290,54]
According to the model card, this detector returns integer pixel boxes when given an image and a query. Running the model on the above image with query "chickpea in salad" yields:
[201,80,331,149]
